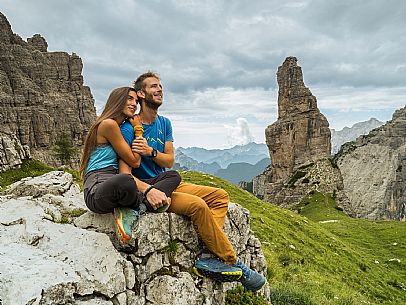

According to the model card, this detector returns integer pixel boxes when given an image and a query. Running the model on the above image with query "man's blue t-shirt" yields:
[120,115,173,180]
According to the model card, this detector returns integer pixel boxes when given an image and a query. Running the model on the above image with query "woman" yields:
[80,87,180,243]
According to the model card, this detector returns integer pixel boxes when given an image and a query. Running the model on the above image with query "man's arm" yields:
[132,139,174,168]
[118,159,168,209]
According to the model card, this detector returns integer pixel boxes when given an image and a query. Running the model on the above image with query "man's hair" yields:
[133,71,160,91]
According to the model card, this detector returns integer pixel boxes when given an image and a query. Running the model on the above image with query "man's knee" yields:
[166,170,181,185]
[214,188,229,204]
[189,196,210,215]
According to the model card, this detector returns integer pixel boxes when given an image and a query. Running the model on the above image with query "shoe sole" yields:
[155,204,169,213]
[114,209,131,244]
[193,267,242,282]
[244,278,267,292]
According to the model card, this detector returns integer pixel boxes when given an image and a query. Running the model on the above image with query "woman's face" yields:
[123,90,138,117]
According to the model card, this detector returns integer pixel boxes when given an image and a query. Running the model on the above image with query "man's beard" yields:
[143,94,162,110]
[143,98,161,110]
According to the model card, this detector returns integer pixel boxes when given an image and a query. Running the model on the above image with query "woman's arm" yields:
[98,119,141,168]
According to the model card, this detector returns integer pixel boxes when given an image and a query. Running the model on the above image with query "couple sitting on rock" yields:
[80,71,266,292]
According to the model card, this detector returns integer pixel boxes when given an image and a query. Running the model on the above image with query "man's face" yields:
[140,77,163,108]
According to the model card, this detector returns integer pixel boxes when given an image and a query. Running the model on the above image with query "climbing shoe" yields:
[194,257,242,282]
[234,260,267,292]
[113,207,142,244]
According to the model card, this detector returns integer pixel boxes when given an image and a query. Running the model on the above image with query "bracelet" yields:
[144,185,155,196]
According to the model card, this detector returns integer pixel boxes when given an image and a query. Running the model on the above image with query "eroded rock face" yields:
[0,171,269,305]
[0,133,30,171]
[254,57,332,206]
[0,12,96,169]
[335,106,406,220]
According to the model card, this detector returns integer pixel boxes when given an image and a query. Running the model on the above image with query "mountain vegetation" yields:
[181,171,406,305]
[1,162,404,305]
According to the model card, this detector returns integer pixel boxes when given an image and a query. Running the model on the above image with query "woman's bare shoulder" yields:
[99,118,117,126]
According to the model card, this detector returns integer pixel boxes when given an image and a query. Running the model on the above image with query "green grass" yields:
[1,164,405,304]
[180,171,406,305]
[0,159,54,191]
[0,159,82,192]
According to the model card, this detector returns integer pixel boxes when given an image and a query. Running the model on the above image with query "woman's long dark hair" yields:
[80,87,135,179]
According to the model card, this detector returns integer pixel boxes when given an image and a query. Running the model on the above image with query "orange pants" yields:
[167,182,237,265]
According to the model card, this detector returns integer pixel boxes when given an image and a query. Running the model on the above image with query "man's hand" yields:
[146,188,168,210]
[132,137,152,156]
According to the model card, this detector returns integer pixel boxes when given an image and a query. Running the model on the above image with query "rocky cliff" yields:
[334,106,406,221]
[0,12,96,170]
[253,57,334,206]
[0,171,269,305]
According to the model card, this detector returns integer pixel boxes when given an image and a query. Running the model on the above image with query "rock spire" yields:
[265,57,331,183]
[254,57,334,206]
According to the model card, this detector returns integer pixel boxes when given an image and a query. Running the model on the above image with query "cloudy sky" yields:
[2,0,406,149]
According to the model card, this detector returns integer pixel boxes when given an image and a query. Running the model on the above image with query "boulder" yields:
[0,171,270,304]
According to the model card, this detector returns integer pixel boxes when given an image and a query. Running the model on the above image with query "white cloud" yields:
[224,118,255,146]
[1,0,406,148]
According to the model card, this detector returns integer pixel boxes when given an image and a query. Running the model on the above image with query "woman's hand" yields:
[129,115,142,127]
[146,188,168,210]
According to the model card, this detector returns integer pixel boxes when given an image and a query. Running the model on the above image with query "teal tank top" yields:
[85,143,118,174]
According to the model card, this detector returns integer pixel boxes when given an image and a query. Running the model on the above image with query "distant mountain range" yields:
[174,143,270,185]
[174,118,385,185]
[331,118,384,154]
[176,142,269,168]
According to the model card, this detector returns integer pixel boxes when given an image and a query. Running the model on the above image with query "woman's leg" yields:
[90,173,143,213]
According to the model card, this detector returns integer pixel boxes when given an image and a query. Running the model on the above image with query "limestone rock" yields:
[4,170,78,197]
[0,133,30,171]
[27,34,48,52]
[335,106,406,220]
[0,171,270,305]
[254,57,332,206]
[0,12,96,170]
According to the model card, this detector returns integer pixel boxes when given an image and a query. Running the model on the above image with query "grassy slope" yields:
[1,163,404,304]
[180,171,406,305]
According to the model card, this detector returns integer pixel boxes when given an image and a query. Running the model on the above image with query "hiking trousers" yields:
[167,182,237,265]
[84,167,180,213]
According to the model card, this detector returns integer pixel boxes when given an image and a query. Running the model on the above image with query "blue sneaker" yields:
[234,260,267,291]
[194,257,242,282]
[113,207,142,244]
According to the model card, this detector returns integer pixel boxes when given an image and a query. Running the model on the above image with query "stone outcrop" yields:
[0,171,269,305]
[253,57,333,206]
[0,12,96,170]
[334,106,406,220]
[0,132,30,171]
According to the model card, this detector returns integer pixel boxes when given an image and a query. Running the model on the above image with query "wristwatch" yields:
[151,148,158,158]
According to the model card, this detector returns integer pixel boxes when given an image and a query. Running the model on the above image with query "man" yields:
[120,71,266,291]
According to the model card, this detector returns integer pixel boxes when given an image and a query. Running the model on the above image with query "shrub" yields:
[53,132,77,166]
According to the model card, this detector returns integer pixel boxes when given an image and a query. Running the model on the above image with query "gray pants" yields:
[84,167,181,214]
[84,166,143,213]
